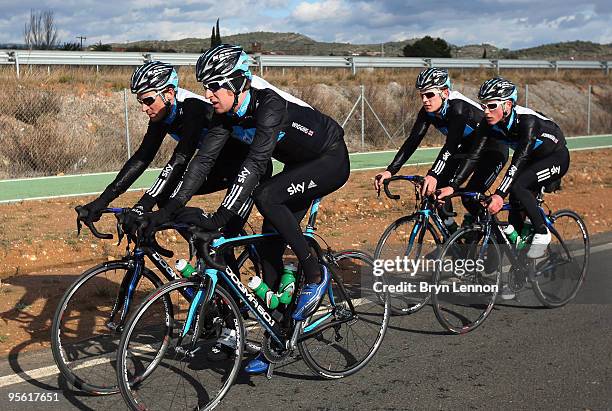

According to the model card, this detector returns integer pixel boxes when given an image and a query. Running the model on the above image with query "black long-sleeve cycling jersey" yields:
[450,105,566,197]
[98,88,213,210]
[386,91,491,177]
[168,75,344,216]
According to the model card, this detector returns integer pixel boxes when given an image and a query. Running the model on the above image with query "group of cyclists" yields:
[78,44,569,375]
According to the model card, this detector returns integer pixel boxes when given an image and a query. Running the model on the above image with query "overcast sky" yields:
[1,0,610,49]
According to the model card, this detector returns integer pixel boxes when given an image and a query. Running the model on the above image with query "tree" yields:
[24,9,59,50]
[91,41,112,51]
[210,18,222,48]
[60,42,82,51]
[403,36,451,58]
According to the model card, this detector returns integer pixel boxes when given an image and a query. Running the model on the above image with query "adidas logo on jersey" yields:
[308,180,317,189]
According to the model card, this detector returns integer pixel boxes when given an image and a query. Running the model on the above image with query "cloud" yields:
[0,0,610,48]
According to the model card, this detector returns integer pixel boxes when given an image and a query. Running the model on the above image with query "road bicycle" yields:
[374,175,457,315]
[115,197,390,410]
[51,207,258,395]
[431,183,589,334]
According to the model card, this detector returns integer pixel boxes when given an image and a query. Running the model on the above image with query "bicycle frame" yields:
[477,201,563,278]
[177,197,357,352]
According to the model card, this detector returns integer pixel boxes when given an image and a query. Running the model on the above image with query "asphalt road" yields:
[0,234,610,410]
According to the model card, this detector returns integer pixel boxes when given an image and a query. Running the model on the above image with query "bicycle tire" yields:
[431,226,501,334]
[298,250,390,378]
[531,209,589,307]
[374,215,441,315]
[117,279,244,411]
[51,261,166,395]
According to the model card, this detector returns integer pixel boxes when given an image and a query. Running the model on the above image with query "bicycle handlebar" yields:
[382,175,425,200]
[144,224,225,267]
[75,206,115,239]
[444,191,490,203]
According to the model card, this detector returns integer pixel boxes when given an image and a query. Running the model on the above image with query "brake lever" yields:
[76,218,83,237]
[117,221,125,246]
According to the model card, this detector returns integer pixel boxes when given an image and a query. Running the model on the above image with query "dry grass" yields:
[1,65,610,91]
[0,65,609,177]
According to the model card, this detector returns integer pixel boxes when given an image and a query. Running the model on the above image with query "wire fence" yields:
[0,82,610,179]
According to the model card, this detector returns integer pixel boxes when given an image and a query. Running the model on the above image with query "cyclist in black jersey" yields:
[139,45,350,374]
[438,77,570,258]
[79,61,259,237]
[373,68,508,225]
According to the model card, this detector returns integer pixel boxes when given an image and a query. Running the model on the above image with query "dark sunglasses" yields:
[480,101,504,111]
[420,91,438,99]
[137,90,163,106]
[202,78,232,93]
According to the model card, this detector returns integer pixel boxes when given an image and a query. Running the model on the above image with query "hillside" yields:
[110,31,417,56]
[109,32,612,60]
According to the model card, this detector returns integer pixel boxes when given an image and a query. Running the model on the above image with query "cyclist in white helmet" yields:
[374,67,508,228]
[439,77,570,259]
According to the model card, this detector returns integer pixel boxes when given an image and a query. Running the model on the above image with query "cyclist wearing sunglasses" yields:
[139,44,350,373]
[79,61,261,236]
[373,67,508,225]
[439,77,569,258]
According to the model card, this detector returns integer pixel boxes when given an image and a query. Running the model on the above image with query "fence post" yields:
[349,57,356,75]
[525,84,529,107]
[587,85,591,135]
[360,85,365,150]
[124,89,132,159]
[12,52,20,79]
[257,55,263,77]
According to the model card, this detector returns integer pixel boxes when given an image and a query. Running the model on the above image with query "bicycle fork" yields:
[107,252,145,332]
[175,266,218,358]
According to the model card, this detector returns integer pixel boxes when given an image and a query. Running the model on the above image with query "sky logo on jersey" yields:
[237,167,251,183]
[550,165,561,175]
[508,165,518,177]
[287,182,305,195]
[161,164,173,178]
[291,122,314,136]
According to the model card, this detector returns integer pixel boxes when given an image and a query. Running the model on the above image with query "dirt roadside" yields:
[0,149,610,355]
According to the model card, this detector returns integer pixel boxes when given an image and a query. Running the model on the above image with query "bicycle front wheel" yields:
[374,215,440,315]
[531,210,589,307]
[117,279,243,411]
[298,250,390,378]
[431,226,501,334]
[51,261,164,394]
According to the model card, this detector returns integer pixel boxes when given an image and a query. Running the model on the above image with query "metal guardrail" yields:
[1,50,609,77]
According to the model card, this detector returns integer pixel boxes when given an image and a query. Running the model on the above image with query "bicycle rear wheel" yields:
[531,210,589,307]
[431,226,501,334]
[117,279,243,411]
[51,261,164,394]
[298,251,390,378]
[374,215,440,315]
